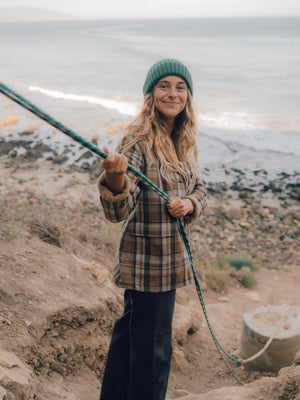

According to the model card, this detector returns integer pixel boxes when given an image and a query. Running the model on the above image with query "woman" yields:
[98,58,206,400]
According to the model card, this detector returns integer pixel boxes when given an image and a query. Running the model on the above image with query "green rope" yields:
[0,82,243,383]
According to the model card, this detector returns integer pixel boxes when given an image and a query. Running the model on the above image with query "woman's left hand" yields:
[166,196,194,218]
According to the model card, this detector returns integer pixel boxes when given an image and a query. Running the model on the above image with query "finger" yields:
[101,150,115,169]
[103,146,109,156]
[168,198,181,209]
[167,196,178,207]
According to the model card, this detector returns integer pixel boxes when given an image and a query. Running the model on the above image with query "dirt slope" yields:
[0,159,299,399]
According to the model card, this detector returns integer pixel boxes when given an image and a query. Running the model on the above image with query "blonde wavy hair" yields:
[119,89,199,184]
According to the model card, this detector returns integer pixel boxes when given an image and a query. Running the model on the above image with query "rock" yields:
[3,115,19,125]
[238,189,255,199]
[294,351,300,365]
[239,221,251,228]
[25,143,54,160]
[244,291,260,302]
[19,130,34,136]
[217,297,230,303]
[173,388,191,398]
[0,316,11,325]
[172,348,189,373]
[227,235,236,243]
[107,128,117,134]
[82,262,109,284]
[0,347,35,399]
[52,155,69,164]
[0,386,7,397]
[269,181,283,193]
[80,162,92,171]
[286,183,300,200]
[76,151,93,162]
[259,209,270,218]
[226,209,242,219]
[231,168,245,175]
[173,287,203,346]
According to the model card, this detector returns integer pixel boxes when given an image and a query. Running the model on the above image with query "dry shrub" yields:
[0,224,19,240]
[27,211,64,247]
[75,221,121,252]
[205,268,231,292]
[217,253,259,288]
[0,199,25,240]
[195,252,260,292]
[98,222,122,250]
[237,269,257,288]
[195,260,231,293]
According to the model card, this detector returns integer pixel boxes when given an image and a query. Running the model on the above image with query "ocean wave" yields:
[199,112,300,156]
[25,87,300,157]
[29,86,138,116]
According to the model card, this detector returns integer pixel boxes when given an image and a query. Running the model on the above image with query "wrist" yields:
[104,172,125,195]
[184,198,194,215]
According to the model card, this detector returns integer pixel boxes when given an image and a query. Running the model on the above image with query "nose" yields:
[168,86,177,97]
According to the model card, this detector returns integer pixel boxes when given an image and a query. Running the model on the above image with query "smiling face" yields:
[153,75,188,122]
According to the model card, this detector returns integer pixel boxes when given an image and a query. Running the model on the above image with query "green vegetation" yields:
[196,253,260,292]
[217,253,260,271]
[237,270,257,288]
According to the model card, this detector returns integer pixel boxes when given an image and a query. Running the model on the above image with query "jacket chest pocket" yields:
[164,173,187,198]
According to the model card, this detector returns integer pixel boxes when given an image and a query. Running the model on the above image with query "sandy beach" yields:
[0,97,299,399]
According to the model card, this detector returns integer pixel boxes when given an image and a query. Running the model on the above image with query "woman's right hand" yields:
[101,146,128,194]
[101,146,128,175]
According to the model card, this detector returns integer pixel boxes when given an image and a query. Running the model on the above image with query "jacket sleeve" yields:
[183,171,207,224]
[97,143,144,223]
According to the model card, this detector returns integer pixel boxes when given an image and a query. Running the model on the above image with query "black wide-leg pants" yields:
[100,289,176,400]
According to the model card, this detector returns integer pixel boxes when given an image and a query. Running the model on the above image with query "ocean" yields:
[0,17,299,184]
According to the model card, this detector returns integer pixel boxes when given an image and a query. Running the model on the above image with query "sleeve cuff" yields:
[184,195,200,224]
[97,172,130,202]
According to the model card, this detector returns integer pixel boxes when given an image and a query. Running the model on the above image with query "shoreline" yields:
[1,127,299,204]
[0,94,299,203]
[1,141,299,267]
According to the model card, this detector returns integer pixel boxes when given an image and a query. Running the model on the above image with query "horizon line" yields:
[1,15,300,22]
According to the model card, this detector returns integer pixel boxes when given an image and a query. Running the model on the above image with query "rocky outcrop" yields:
[171,363,300,399]
[0,348,35,399]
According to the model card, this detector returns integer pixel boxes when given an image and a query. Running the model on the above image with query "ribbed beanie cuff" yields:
[143,59,193,96]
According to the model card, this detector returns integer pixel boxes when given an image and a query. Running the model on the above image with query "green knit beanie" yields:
[143,59,193,97]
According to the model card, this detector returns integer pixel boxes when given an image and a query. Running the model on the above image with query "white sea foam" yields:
[199,111,257,130]
[199,112,300,156]
[29,86,138,116]
[25,86,300,158]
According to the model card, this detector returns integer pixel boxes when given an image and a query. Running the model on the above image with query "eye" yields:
[177,86,186,91]
[158,84,168,90]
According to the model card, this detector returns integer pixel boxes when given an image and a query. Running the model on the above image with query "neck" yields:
[164,116,175,136]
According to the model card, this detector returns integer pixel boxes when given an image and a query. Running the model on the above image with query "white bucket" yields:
[240,304,300,372]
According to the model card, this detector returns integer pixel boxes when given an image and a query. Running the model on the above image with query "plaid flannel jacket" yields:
[98,142,207,292]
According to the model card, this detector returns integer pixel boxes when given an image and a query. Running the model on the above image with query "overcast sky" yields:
[1,0,300,19]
